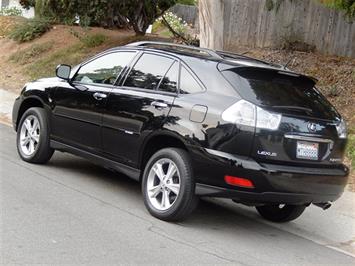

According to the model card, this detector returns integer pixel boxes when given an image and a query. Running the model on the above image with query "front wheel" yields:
[255,204,306,223]
[142,148,199,222]
[16,107,54,164]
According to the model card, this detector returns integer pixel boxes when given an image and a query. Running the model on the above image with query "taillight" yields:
[224,175,254,188]
[222,100,282,130]
[336,119,347,139]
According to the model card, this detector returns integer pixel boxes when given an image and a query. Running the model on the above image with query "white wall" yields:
[1,0,34,18]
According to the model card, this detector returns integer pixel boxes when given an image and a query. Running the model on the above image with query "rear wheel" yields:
[255,204,306,223]
[142,148,199,221]
[17,107,54,164]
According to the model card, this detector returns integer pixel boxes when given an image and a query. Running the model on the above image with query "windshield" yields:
[221,68,339,120]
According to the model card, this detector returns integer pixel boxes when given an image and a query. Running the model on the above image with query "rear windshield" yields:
[221,68,339,120]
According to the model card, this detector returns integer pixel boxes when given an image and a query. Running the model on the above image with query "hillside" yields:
[0,23,167,93]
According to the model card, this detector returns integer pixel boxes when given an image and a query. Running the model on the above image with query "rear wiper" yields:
[270,105,313,113]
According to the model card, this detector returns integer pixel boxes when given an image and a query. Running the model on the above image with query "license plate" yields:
[296,141,319,160]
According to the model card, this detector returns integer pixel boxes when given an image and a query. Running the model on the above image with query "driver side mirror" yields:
[56,64,71,81]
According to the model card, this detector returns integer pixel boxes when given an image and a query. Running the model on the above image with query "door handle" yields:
[93,92,107,100]
[151,101,168,109]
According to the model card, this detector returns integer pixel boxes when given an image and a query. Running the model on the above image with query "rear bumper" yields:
[196,183,344,204]
[192,148,349,204]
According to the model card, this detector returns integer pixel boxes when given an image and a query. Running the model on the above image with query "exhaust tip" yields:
[313,202,332,210]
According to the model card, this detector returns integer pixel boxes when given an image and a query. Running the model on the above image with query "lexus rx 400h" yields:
[13,41,349,222]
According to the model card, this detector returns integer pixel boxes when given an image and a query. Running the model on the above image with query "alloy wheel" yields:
[146,158,181,211]
[19,115,40,156]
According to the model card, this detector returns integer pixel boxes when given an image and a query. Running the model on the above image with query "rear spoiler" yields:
[217,63,318,84]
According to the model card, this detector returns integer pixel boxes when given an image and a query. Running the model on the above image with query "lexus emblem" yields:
[308,122,317,132]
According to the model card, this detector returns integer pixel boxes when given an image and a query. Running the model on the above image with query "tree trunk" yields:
[199,0,224,50]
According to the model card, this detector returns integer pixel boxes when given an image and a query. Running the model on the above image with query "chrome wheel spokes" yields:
[147,159,181,211]
[19,115,40,156]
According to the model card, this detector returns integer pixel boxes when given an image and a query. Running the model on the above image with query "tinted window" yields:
[158,61,178,93]
[74,52,135,85]
[180,66,204,94]
[124,54,174,90]
[222,68,338,120]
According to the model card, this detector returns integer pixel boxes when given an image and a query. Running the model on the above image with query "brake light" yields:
[224,175,254,188]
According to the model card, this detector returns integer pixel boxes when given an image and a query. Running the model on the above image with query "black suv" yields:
[12,41,349,222]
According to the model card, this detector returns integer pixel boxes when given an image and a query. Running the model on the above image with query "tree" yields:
[19,0,177,35]
[120,0,176,35]
[19,0,35,10]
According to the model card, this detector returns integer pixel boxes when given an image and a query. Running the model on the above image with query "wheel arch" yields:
[16,96,45,131]
[139,131,191,180]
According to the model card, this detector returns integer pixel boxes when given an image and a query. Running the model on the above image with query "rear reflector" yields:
[224,175,254,188]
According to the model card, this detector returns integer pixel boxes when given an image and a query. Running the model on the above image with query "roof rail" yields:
[215,50,272,65]
[126,41,223,59]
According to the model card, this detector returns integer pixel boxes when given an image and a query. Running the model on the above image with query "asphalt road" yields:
[1,123,354,265]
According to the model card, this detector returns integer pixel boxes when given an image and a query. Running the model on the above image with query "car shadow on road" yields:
[47,152,288,233]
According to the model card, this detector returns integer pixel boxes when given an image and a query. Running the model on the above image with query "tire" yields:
[142,148,199,222]
[255,204,306,223]
[16,107,54,164]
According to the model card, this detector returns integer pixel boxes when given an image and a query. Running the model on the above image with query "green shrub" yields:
[8,18,51,42]
[176,0,197,5]
[319,0,355,19]
[70,30,107,48]
[81,34,106,48]
[9,41,54,64]
[0,6,23,16]
[347,130,355,168]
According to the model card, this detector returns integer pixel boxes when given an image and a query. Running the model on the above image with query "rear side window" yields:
[74,52,135,85]
[179,66,204,94]
[124,53,174,90]
[157,61,179,93]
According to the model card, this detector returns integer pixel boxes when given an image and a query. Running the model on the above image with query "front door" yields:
[102,53,179,167]
[51,51,137,152]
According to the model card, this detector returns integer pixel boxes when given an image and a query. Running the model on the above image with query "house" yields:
[0,0,34,18]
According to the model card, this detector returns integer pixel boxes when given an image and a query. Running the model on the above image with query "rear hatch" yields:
[220,66,347,167]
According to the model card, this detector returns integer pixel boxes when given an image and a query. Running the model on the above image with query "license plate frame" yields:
[296,141,319,160]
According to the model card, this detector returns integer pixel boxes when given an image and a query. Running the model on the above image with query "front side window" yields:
[179,66,204,94]
[73,52,135,85]
[124,53,174,90]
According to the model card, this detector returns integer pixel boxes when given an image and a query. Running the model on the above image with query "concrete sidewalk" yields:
[0,88,17,126]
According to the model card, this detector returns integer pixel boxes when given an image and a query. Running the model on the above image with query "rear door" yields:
[102,52,179,167]
[51,51,136,152]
